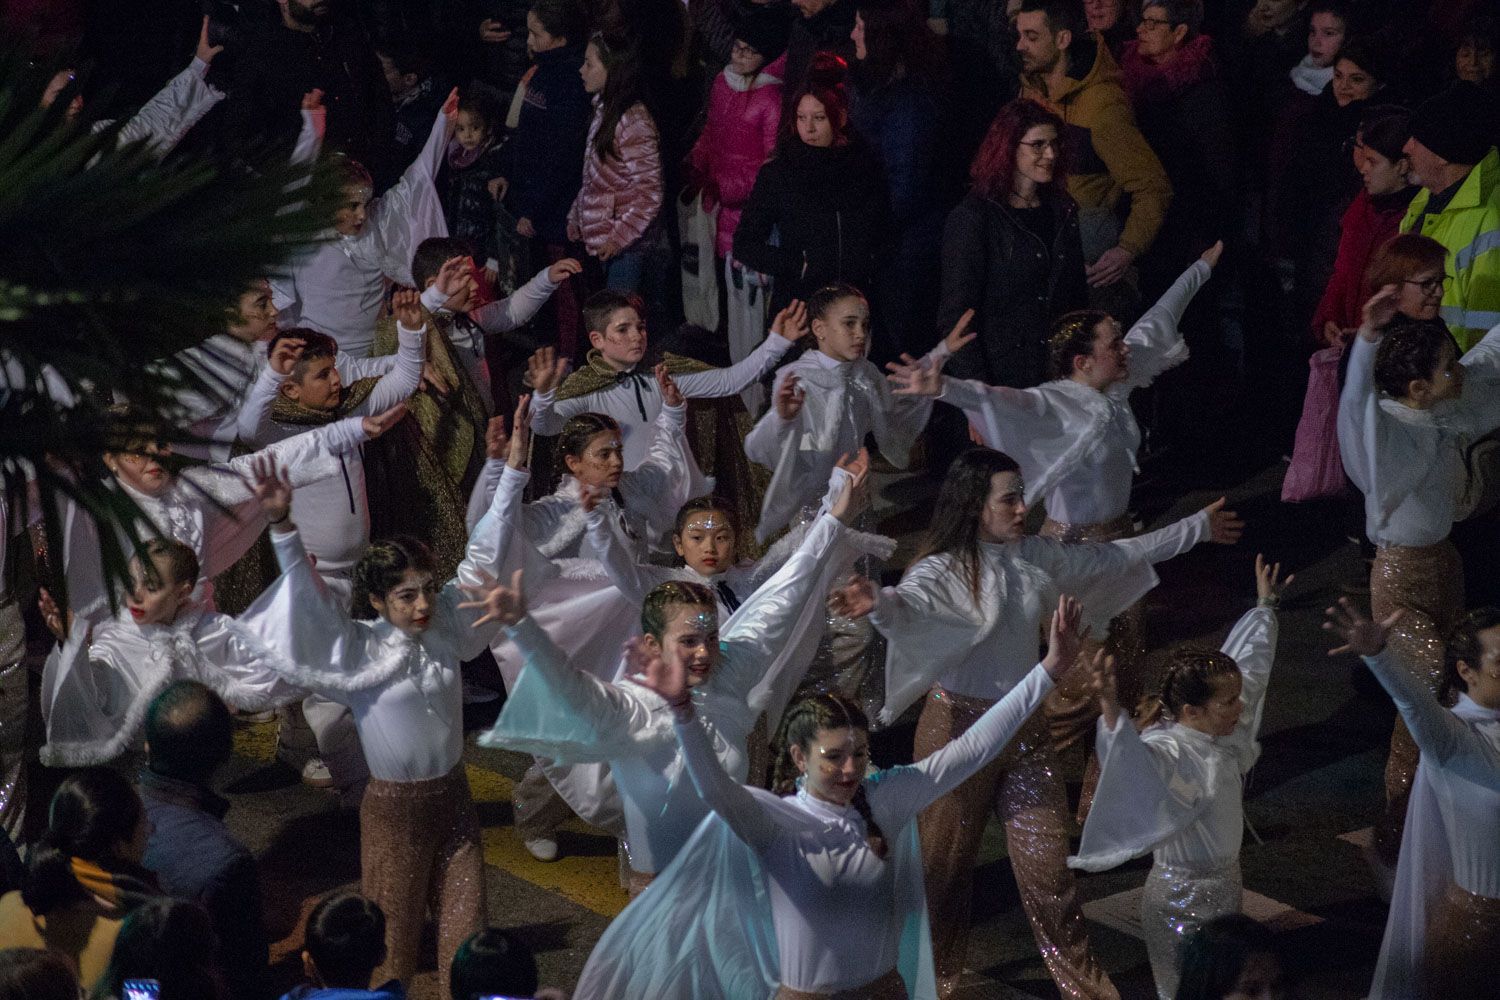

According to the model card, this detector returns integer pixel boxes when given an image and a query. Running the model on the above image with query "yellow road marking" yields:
[233,719,628,918]
[465,765,629,918]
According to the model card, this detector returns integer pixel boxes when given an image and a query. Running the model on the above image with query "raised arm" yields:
[113,25,225,156]
[1110,498,1241,564]
[1120,247,1216,390]
[1327,599,1500,791]
[523,346,576,438]
[671,300,800,399]
[629,637,779,850]
[366,92,458,285]
[357,292,427,414]
[471,262,570,334]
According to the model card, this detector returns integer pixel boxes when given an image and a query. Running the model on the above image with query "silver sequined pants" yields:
[1140,859,1243,1000]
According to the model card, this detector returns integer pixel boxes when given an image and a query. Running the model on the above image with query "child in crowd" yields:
[528,289,794,470]
[409,236,582,411]
[500,0,593,359]
[1290,1,1348,96]
[569,29,663,292]
[281,892,402,1000]
[1071,557,1286,1000]
[272,90,457,358]
[37,540,302,766]
[746,284,957,542]
[443,90,510,282]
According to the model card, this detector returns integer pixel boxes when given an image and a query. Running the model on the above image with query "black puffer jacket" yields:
[733,137,890,313]
[937,188,1088,388]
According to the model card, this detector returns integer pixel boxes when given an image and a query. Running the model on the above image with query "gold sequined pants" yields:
[360,766,486,994]
[774,967,909,999]
[1039,515,1145,822]
[914,687,1118,1000]
[1370,541,1462,867]
[1424,882,1500,999]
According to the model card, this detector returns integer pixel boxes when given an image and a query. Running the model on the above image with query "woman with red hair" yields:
[732,53,889,314]
[937,97,1088,389]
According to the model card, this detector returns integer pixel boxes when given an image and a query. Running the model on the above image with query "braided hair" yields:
[559,412,627,507]
[1135,647,1241,729]
[773,693,888,860]
[1046,309,1111,380]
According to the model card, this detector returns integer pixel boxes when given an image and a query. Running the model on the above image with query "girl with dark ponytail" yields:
[1071,556,1288,1000]
[0,770,157,991]
[609,594,1086,998]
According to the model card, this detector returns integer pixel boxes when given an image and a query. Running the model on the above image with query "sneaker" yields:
[524,836,559,862]
[301,757,334,789]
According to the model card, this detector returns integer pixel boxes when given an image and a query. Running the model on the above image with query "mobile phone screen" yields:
[123,980,162,1000]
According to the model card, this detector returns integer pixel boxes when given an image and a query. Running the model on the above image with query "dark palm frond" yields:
[0,41,341,607]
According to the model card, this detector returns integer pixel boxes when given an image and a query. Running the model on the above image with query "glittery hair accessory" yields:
[688,610,718,632]
[1048,314,1095,351]
[685,514,727,532]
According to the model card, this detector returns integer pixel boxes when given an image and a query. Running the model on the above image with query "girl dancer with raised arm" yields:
[889,243,1223,811]
[1337,286,1500,869]
[465,379,709,858]
[238,454,516,994]
[576,595,1088,999]
[826,448,1243,1000]
[1069,556,1286,1000]
[482,459,872,894]
[1326,600,1500,1000]
[37,540,302,766]
[744,284,966,543]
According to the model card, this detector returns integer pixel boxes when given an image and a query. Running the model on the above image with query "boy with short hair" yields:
[527,289,797,470]
[282,892,403,1000]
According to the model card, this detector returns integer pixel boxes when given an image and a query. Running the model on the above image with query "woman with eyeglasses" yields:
[935,97,1087,392]
[1118,0,1236,296]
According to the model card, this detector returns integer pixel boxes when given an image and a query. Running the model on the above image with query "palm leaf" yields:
[0,41,341,608]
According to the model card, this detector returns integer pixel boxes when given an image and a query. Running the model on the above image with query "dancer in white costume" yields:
[888,244,1223,802]
[482,455,874,894]
[1326,600,1500,1000]
[1069,556,1286,1000]
[572,595,1089,1000]
[826,447,1243,999]
[38,539,302,766]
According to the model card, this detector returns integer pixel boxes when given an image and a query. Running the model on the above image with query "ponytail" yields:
[23,769,143,916]
[772,693,888,860]
[1136,647,1240,729]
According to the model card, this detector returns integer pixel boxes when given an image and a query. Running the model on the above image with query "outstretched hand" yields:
[773,373,804,421]
[655,363,684,407]
[441,86,460,126]
[484,415,509,461]
[361,402,408,440]
[269,335,307,377]
[1041,594,1088,681]
[1323,597,1402,658]
[830,449,871,524]
[526,346,568,395]
[1090,649,1120,728]
[392,288,424,329]
[1200,240,1224,269]
[624,635,689,709]
[507,394,532,469]
[250,455,293,528]
[886,353,943,396]
[37,587,72,642]
[547,258,583,284]
[196,15,225,63]
[1203,497,1244,545]
[827,574,876,619]
[1361,284,1400,340]
[942,308,978,356]
[771,300,809,340]
[1254,553,1293,604]
[457,568,527,628]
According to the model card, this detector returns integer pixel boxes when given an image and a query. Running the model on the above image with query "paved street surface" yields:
[198,451,1422,999]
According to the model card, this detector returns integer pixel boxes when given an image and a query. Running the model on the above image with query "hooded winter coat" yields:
[732,136,890,312]
[689,54,786,257]
[1021,33,1172,258]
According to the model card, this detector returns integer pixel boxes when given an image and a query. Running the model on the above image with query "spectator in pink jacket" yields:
[687,15,790,263]
[568,29,664,292]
